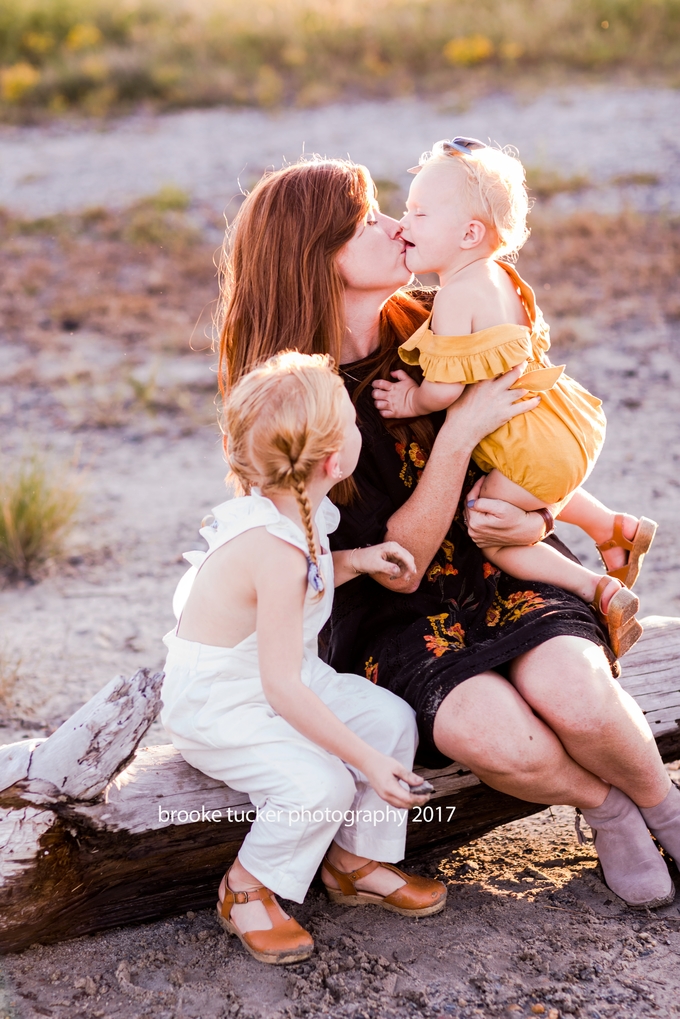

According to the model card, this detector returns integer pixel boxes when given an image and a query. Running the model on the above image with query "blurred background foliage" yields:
[0,0,678,119]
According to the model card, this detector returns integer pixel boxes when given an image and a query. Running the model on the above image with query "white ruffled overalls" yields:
[161,492,418,903]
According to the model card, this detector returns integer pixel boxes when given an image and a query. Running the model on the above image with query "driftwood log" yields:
[1,616,680,954]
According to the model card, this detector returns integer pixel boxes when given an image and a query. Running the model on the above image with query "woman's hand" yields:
[464,476,546,547]
[362,751,433,809]
[442,363,541,451]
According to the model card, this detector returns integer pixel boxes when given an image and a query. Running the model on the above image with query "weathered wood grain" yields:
[1,617,678,954]
[0,668,164,803]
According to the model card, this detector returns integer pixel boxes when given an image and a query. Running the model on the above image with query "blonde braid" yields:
[291,475,324,594]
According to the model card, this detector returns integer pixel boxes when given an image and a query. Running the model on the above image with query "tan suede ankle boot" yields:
[579,786,675,910]
[640,782,680,865]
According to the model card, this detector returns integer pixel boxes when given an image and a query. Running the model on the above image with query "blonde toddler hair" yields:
[418,140,530,259]
[224,350,346,583]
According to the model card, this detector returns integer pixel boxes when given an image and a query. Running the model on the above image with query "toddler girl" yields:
[161,351,446,965]
[373,137,656,658]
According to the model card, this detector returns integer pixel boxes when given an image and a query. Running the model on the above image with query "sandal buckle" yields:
[233,890,249,904]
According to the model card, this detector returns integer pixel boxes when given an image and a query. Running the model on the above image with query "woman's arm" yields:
[382,365,541,592]
[256,539,425,809]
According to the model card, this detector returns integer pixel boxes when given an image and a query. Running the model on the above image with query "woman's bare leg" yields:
[432,670,609,808]
[508,636,671,808]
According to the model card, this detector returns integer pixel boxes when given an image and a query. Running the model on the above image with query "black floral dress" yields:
[322,357,617,768]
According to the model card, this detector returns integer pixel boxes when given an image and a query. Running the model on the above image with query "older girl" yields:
[161,352,446,966]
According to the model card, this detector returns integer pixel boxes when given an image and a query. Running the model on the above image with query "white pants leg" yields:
[173,666,417,902]
[305,668,418,861]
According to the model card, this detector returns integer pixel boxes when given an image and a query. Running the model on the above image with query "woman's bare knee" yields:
[432,669,606,806]
[511,636,617,719]
[510,636,655,753]
[433,672,555,776]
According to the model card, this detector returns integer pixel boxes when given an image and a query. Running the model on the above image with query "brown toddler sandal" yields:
[321,856,447,917]
[591,576,642,659]
[216,872,314,965]
[596,515,657,589]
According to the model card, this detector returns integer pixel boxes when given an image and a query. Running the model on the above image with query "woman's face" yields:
[335,197,412,293]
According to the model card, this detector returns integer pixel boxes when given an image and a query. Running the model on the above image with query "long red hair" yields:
[217,157,434,501]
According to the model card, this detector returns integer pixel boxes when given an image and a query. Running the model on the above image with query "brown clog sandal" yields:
[321,856,447,917]
[596,515,657,589]
[216,874,313,965]
[591,576,642,659]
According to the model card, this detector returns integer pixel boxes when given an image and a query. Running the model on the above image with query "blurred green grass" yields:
[0,0,679,119]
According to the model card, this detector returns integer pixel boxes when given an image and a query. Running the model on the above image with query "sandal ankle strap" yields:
[596,515,634,555]
[322,855,380,895]
[220,876,276,921]
[591,576,612,620]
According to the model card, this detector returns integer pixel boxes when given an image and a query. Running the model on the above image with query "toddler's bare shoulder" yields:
[431,281,475,334]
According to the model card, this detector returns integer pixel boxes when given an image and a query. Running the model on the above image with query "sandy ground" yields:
[1,84,680,1018]
[0,86,679,220]
[2,806,680,1019]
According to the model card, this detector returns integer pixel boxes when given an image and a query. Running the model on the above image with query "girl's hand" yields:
[464,476,545,547]
[352,541,416,583]
[443,363,541,452]
[363,752,433,809]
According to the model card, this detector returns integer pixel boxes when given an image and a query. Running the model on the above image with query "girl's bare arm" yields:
[333,541,416,587]
[255,538,425,809]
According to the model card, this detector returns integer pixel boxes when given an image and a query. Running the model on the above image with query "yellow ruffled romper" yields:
[398,263,606,505]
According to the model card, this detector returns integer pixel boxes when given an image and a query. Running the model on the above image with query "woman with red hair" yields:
[218,157,680,913]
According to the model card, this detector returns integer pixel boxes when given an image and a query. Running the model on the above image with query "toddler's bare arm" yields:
[373,370,464,418]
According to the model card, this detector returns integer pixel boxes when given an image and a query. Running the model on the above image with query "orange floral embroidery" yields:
[395,442,414,488]
[427,538,459,582]
[395,441,429,487]
[483,561,500,579]
[408,442,427,469]
[424,636,448,658]
[485,590,547,628]
[364,657,379,683]
[424,613,466,658]
[427,562,459,582]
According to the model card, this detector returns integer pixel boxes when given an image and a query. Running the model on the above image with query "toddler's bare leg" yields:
[477,471,620,607]
[481,537,620,606]
[477,468,548,512]
[557,488,640,573]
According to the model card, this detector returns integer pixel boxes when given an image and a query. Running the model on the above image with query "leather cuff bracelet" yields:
[536,507,555,541]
